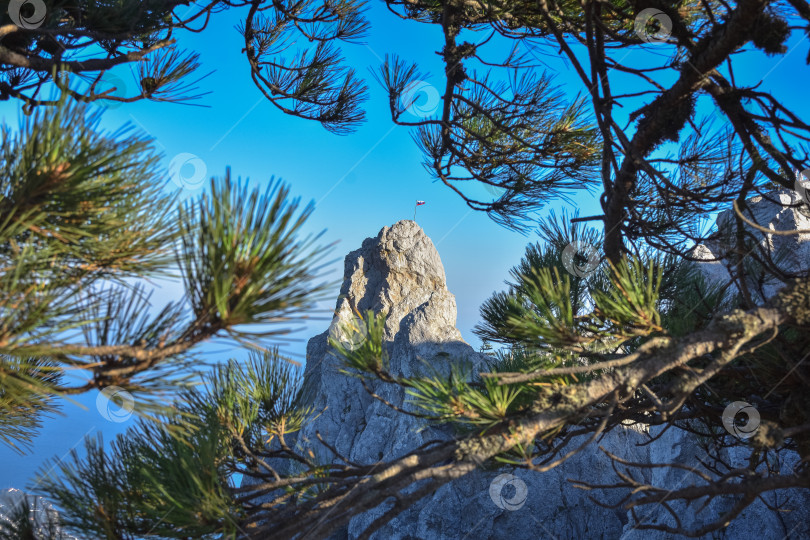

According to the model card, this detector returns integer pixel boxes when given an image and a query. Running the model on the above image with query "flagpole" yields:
[413,200,425,221]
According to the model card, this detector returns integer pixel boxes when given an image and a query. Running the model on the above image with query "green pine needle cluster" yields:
[0,100,332,455]
[31,350,307,540]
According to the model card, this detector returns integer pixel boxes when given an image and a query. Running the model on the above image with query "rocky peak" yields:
[287,218,810,540]
[328,219,460,351]
[298,220,484,467]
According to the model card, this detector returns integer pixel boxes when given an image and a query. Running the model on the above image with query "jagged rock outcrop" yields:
[279,219,810,539]
[693,186,810,301]
[297,220,485,468]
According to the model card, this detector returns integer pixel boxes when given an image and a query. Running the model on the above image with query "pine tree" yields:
[1,0,809,538]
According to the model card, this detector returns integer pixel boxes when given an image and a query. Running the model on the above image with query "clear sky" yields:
[0,1,806,495]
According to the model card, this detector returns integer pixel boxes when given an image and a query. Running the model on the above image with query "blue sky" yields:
[0,1,807,494]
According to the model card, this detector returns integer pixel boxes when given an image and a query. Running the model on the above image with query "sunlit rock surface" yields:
[693,186,810,301]
[297,220,485,468]
[265,220,810,539]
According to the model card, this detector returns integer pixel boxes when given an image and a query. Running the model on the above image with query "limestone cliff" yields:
[693,186,810,301]
[289,219,810,540]
[296,220,485,468]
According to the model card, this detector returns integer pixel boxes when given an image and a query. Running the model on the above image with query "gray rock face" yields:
[692,187,810,301]
[297,220,485,468]
[285,219,810,540]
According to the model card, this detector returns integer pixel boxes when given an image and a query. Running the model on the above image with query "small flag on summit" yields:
[412,200,426,221]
